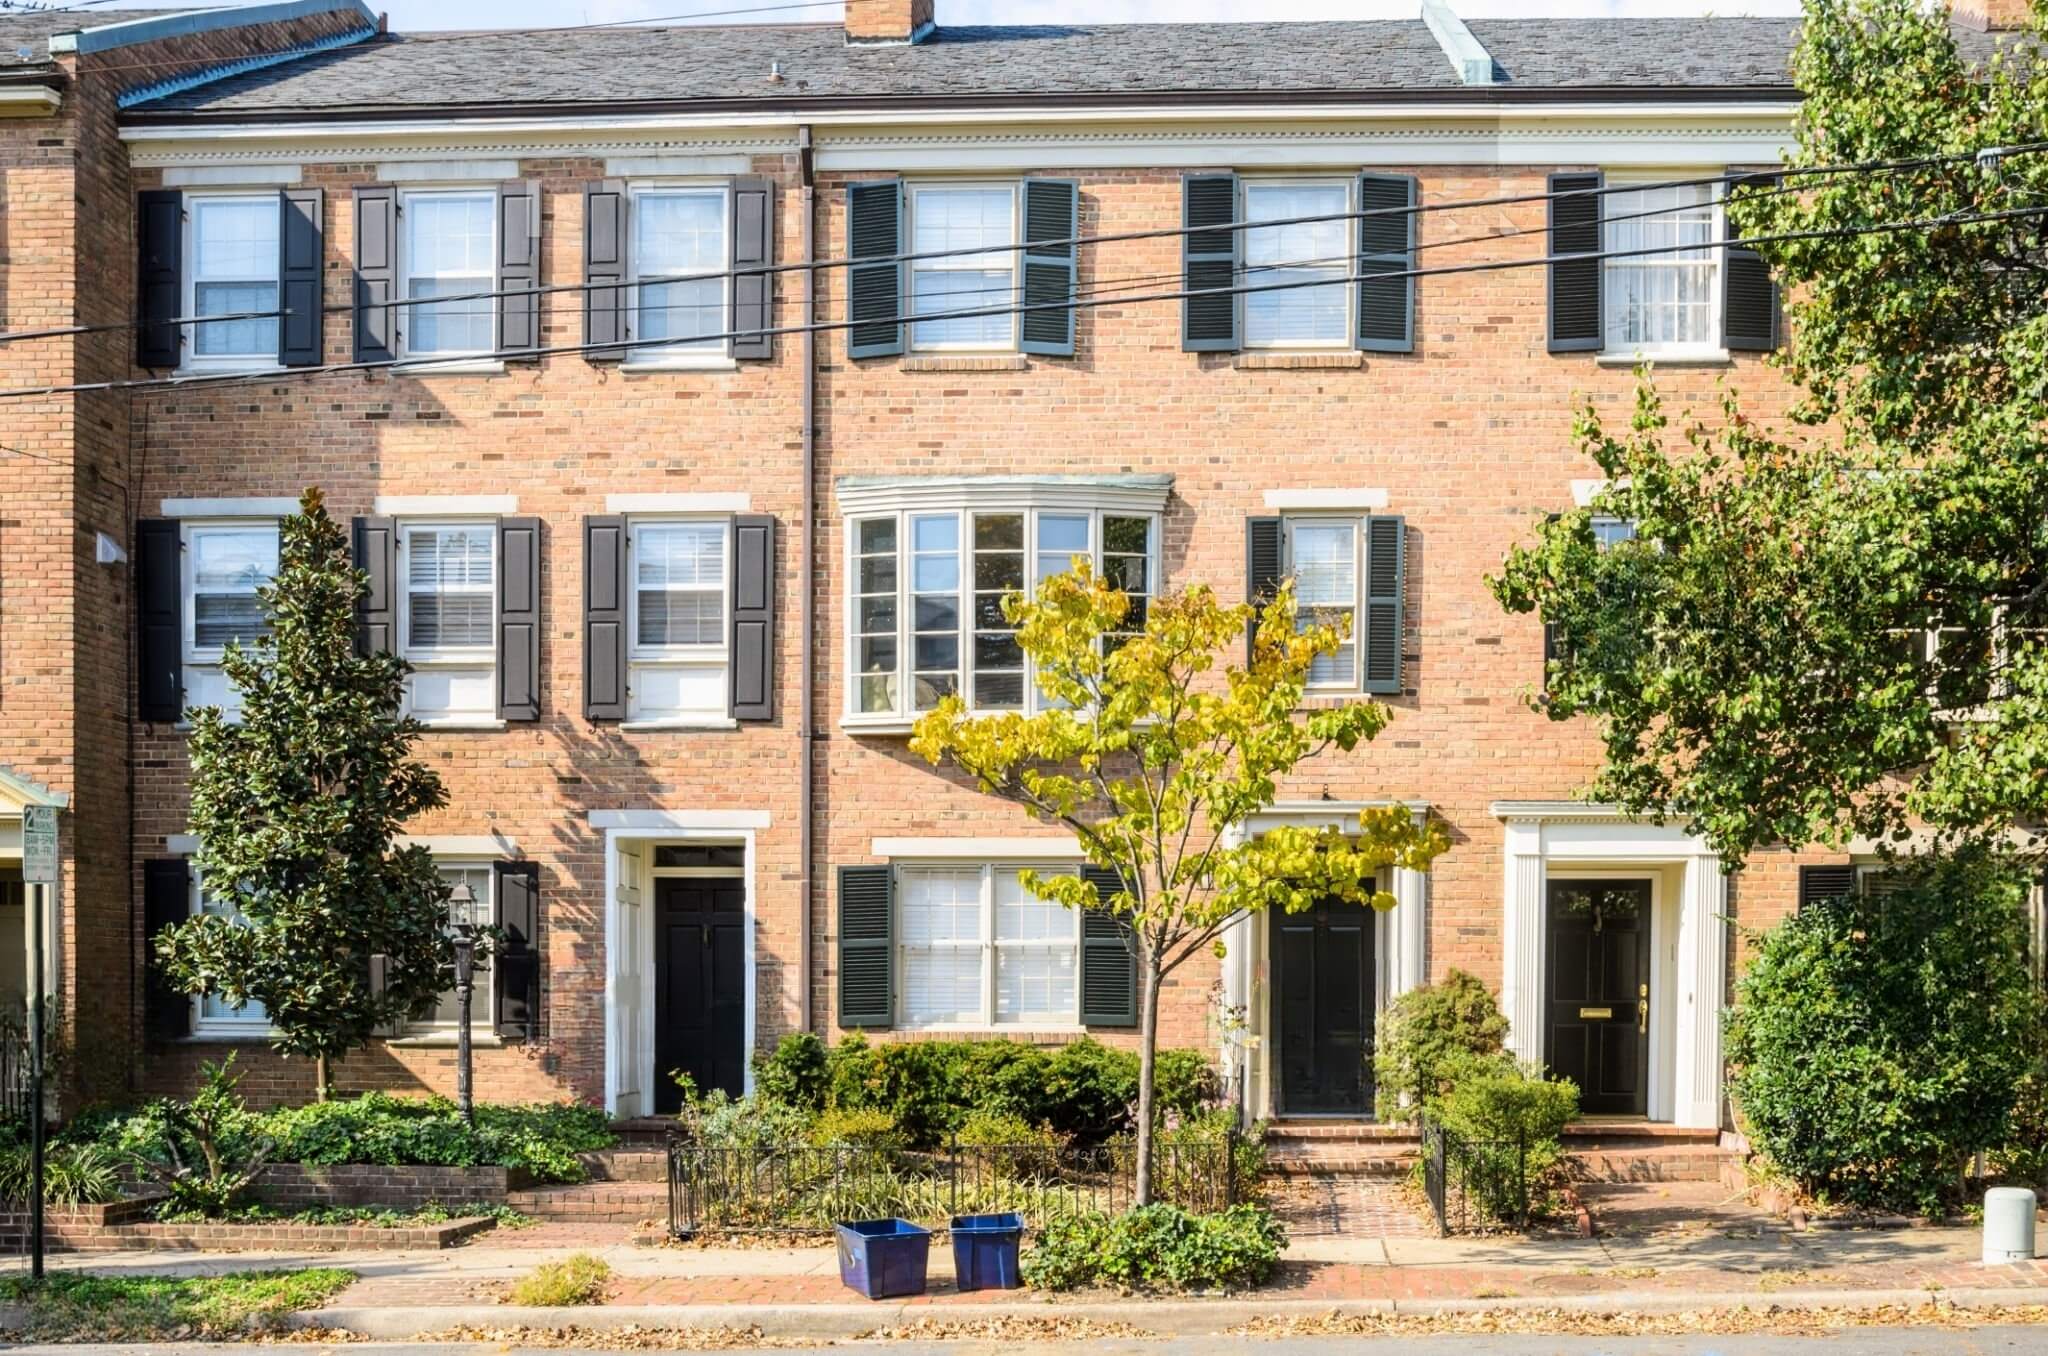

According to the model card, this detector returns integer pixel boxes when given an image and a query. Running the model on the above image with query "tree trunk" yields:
[314,1052,330,1103]
[1133,957,1163,1207]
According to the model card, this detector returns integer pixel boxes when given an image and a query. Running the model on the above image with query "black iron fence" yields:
[668,1134,1248,1238]
[1419,1115,1541,1235]
[0,1015,31,1122]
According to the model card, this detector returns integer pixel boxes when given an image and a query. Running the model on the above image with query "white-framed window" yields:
[400,187,496,358]
[846,505,1158,721]
[908,182,1018,351]
[1603,179,1723,358]
[629,517,729,723]
[629,182,729,357]
[190,869,270,1037]
[398,521,497,725]
[184,193,280,369]
[416,862,495,1032]
[1242,177,1353,349]
[181,520,281,716]
[1287,518,1359,689]
[897,863,1080,1029]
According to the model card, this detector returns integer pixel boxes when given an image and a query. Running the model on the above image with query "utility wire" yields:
[5,199,2042,403]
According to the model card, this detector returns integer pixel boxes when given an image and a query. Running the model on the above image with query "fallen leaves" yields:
[857,1315,1155,1342]
[1232,1300,2048,1339]
[409,1322,810,1349]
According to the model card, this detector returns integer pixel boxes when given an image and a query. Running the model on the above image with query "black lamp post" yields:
[449,880,478,1128]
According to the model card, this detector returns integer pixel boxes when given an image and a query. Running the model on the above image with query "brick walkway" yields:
[1268,1174,1436,1240]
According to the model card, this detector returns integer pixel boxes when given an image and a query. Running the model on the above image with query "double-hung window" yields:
[629,183,729,357]
[848,501,1159,722]
[897,864,1080,1029]
[399,522,497,725]
[1288,519,1360,688]
[417,863,495,1032]
[191,870,269,1036]
[629,518,729,723]
[908,183,1018,351]
[185,195,280,367]
[1603,180,1722,357]
[401,188,496,358]
[1242,179,1353,349]
[182,521,280,715]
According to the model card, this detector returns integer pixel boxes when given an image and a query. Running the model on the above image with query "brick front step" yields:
[1266,1153,1418,1178]
[509,1181,670,1223]
[1567,1145,1743,1184]
[1265,1121,1418,1145]
[578,1149,668,1182]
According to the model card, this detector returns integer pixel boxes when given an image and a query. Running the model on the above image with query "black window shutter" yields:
[143,858,192,1039]
[583,515,628,720]
[353,185,398,363]
[136,518,183,722]
[1246,516,1283,663]
[1363,515,1406,695]
[1080,864,1138,1027]
[1356,173,1417,354]
[729,514,775,721]
[498,180,541,355]
[351,516,396,656]
[278,187,324,367]
[837,864,893,1028]
[730,175,775,361]
[1182,172,1240,352]
[497,516,542,722]
[1723,172,1782,353]
[136,190,183,369]
[846,180,904,359]
[1798,864,1856,914]
[494,860,541,1040]
[583,179,627,363]
[1020,178,1078,357]
[1547,171,1604,353]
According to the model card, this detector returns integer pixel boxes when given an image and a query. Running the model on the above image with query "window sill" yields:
[842,716,917,736]
[388,1031,505,1049]
[620,355,739,374]
[395,358,508,376]
[176,362,285,378]
[895,1025,1090,1038]
[1596,349,1731,368]
[901,355,1029,373]
[621,717,740,731]
[413,718,509,732]
[181,1030,277,1043]
[1234,352,1364,371]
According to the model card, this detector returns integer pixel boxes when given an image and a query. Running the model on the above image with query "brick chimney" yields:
[1951,0,2035,30]
[846,0,934,44]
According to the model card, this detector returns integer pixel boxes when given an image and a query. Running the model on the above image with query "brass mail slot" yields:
[1578,1006,1614,1020]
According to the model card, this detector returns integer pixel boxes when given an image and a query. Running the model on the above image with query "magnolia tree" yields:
[911,565,1447,1203]
[157,489,460,1100]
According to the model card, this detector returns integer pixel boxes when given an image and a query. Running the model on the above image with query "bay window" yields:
[897,864,1080,1029]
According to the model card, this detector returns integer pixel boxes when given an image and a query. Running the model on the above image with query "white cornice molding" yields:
[1491,799,1675,825]
[835,473,1173,517]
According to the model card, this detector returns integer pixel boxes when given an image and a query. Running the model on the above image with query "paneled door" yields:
[1543,879,1652,1117]
[654,877,745,1112]
[1271,895,1375,1116]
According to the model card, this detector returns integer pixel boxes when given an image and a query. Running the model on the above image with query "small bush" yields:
[682,1090,816,1150]
[0,1140,122,1207]
[1152,1109,1266,1205]
[957,1109,1062,1177]
[808,1107,905,1150]
[1428,1060,1577,1226]
[1726,850,2043,1216]
[257,1092,613,1183]
[506,1253,610,1307]
[1021,1204,1284,1292]
[1993,1059,2048,1191]
[110,1055,274,1218]
[753,1033,829,1112]
[1373,969,1509,1122]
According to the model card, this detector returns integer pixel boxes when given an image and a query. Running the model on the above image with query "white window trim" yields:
[180,517,280,667]
[187,866,274,1039]
[396,518,499,729]
[893,861,1084,1032]
[1239,174,1357,353]
[627,515,732,724]
[625,178,732,363]
[394,859,502,1044]
[907,180,1020,354]
[843,504,1160,729]
[179,189,283,375]
[1284,515,1364,695]
[1598,172,1728,363]
[397,184,498,362]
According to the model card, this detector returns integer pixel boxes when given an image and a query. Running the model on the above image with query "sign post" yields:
[21,804,55,1281]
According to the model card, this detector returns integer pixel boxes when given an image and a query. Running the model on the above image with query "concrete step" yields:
[508,1180,670,1223]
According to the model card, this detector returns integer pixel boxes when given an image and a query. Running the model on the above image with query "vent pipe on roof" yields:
[1421,0,1499,87]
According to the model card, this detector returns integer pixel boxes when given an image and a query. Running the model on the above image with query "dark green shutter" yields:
[846,180,904,359]
[1020,178,1078,357]
[353,184,397,363]
[1363,515,1406,695]
[1080,865,1138,1028]
[136,518,183,722]
[136,190,182,369]
[583,515,628,720]
[497,516,541,722]
[351,516,395,657]
[1356,173,1416,353]
[278,187,324,367]
[143,858,191,1039]
[1547,171,1603,353]
[494,861,541,1040]
[583,179,627,362]
[1798,864,1856,914]
[1723,173,1782,353]
[731,175,775,360]
[1246,516,1283,664]
[729,514,775,721]
[1182,173,1240,352]
[837,865,893,1028]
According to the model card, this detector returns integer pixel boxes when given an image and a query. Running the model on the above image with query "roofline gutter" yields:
[117,83,1803,130]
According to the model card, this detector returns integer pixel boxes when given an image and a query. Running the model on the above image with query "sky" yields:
[357,1,1805,31]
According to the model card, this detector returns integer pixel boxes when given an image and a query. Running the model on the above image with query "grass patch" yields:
[0,1267,354,1342]
[507,1254,611,1307]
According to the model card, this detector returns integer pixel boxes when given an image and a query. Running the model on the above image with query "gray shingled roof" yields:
[0,9,164,70]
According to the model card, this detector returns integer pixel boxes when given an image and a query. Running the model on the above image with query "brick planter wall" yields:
[0,1205,494,1252]
[251,1163,534,1209]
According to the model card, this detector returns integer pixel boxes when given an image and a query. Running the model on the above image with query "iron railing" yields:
[0,1015,31,1122]
[1419,1115,1537,1235]
[668,1133,1246,1238]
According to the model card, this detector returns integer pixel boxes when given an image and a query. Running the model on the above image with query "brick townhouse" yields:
[0,0,2036,1125]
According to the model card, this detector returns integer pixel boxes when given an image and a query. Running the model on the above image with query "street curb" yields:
[300,1285,2048,1339]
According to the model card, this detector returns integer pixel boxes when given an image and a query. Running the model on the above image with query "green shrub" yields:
[506,1253,610,1307]
[807,1107,905,1150]
[1373,969,1509,1122]
[1152,1109,1266,1206]
[257,1092,613,1184]
[1726,851,2043,1216]
[753,1033,829,1112]
[682,1090,815,1150]
[0,1141,122,1207]
[957,1109,1062,1177]
[1021,1204,1284,1292]
[1992,1058,2048,1191]
[110,1055,274,1218]
[1427,1060,1577,1226]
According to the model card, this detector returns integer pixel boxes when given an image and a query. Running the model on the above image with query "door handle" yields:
[1637,983,1649,1034]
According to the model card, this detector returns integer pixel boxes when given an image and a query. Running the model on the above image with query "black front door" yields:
[655,877,746,1113]
[1544,879,1652,1117]
[1272,894,1375,1116]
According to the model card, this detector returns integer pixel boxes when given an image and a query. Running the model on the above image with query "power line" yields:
[5,199,2041,403]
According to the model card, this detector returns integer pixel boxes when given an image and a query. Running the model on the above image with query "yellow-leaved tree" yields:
[910,563,1447,1204]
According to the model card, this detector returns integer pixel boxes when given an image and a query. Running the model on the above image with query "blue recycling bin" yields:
[949,1212,1025,1291]
[834,1218,931,1299]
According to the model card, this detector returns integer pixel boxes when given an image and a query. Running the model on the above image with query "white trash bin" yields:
[1983,1187,2037,1265]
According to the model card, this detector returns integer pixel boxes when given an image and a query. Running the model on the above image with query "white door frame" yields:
[594,808,770,1118]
